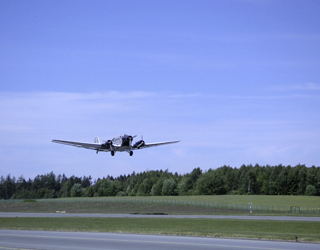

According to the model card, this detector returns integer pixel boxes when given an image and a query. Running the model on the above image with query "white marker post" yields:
[248,203,253,214]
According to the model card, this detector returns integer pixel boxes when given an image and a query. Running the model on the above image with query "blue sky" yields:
[1,1,319,180]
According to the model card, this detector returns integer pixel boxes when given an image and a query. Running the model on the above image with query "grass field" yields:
[3,195,320,207]
[0,217,319,242]
[1,195,319,215]
[0,201,282,215]
[154,195,320,207]
[36,195,320,207]
[95,195,320,207]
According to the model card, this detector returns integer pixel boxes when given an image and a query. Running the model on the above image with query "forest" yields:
[1,164,319,200]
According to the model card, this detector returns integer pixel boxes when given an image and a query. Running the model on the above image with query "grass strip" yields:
[0,217,319,242]
[1,201,314,216]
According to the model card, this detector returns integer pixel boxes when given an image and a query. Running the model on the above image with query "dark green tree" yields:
[162,179,178,196]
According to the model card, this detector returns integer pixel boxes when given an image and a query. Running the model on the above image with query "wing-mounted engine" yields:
[133,139,145,149]
[102,140,113,149]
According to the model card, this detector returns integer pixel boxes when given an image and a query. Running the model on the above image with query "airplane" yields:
[52,134,180,156]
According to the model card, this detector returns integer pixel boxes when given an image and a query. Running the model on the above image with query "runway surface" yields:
[1,212,320,221]
[1,230,319,250]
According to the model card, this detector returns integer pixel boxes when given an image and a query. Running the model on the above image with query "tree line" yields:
[1,164,319,199]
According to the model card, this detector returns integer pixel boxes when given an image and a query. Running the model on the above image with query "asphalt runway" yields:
[1,230,319,250]
[1,212,320,221]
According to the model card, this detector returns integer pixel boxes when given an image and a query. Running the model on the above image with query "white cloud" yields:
[268,82,320,92]
[293,83,320,91]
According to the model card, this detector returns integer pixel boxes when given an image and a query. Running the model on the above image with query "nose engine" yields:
[127,135,134,145]
[122,134,136,147]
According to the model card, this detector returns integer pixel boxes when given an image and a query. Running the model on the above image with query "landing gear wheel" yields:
[129,151,133,156]
[111,151,115,156]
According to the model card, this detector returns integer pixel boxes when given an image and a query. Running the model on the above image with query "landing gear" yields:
[129,151,133,156]
[111,151,115,156]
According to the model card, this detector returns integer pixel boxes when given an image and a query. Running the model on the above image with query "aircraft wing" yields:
[133,140,180,150]
[52,139,104,151]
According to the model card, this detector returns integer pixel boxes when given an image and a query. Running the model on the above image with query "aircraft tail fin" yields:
[94,136,100,144]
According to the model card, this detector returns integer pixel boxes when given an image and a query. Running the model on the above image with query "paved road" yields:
[1,212,320,221]
[0,230,319,250]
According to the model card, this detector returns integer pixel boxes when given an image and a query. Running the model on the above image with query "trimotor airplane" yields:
[52,134,180,156]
